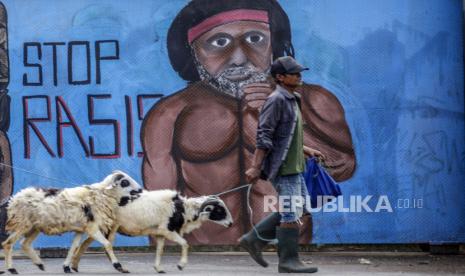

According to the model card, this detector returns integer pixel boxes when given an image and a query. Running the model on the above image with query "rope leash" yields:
[213,183,277,243]
[0,162,77,185]
[0,162,79,207]
[213,184,251,197]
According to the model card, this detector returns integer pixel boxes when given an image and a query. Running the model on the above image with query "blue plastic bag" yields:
[303,157,342,208]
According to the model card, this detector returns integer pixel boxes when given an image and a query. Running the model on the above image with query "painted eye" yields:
[245,34,264,44]
[210,37,231,47]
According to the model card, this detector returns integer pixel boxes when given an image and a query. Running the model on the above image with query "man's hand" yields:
[304,146,325,160]
[245,167,261,184]
[243,83,273,112]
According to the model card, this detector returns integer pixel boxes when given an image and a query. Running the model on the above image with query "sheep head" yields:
[198,196,233,228]
[102,171,143,206]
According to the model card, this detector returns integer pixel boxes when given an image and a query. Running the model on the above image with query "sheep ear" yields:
[201,204,214,212]
[113,174,124,182]
[199,211,210,217]
[199,198,218,212]
[105,184,114,190]
[105,179,119,189]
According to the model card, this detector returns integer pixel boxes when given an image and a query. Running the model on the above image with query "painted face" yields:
[191,21,272,98]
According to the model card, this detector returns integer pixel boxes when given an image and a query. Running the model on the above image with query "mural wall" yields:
[0,0,463,247]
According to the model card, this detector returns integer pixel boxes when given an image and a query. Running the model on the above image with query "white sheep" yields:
[1,170,142,274]
[70,189,233,273]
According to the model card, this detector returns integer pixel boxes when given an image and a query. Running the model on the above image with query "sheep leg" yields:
[106,225,119,243]
[2,230,26,274]
[88,230,129,273]
[71,223,119,272]
[21,229,44,271]
[70,236,94,272]
[164,232,189,271]
[98,225,121,264]
[154,236,165,273]
[63,233,82,273]
[100,225,120,262]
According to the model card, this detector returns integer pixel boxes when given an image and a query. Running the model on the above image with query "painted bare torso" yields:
[142,82,274,244]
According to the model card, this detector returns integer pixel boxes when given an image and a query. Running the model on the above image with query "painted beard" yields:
[195,59,268,99]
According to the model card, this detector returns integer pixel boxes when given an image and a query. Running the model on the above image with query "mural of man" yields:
[0,1,12,242]
[141,0,356,244]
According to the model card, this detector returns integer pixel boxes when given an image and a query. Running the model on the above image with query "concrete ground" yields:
[1,251,464,275]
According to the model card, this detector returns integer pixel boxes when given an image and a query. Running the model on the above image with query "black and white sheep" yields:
[1,171,142,274]
[70,189,233,273]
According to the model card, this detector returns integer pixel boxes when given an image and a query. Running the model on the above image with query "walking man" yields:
[241,56,322,273]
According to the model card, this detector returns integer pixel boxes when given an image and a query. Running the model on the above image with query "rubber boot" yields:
[238,212,281,267]
[277,227,318,273]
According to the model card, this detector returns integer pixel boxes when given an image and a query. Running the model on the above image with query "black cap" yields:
[270,56,309,76]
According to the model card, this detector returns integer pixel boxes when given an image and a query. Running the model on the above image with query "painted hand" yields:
[242,83,273,112]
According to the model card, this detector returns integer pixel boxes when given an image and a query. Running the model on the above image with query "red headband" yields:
[187,9,269,44]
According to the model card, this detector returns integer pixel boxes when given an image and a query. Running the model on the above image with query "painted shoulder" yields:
[298,83,344,107]
[140,81,216,130]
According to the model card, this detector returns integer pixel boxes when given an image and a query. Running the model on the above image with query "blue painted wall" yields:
[1,0,463,247]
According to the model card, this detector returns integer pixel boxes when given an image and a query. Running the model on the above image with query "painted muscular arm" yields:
[297,84,356,181]
[0,90,13,198]
[140,93,187,190]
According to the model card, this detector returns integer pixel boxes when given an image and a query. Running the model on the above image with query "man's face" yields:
[276,73,303,89]
[191,21,272,98]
